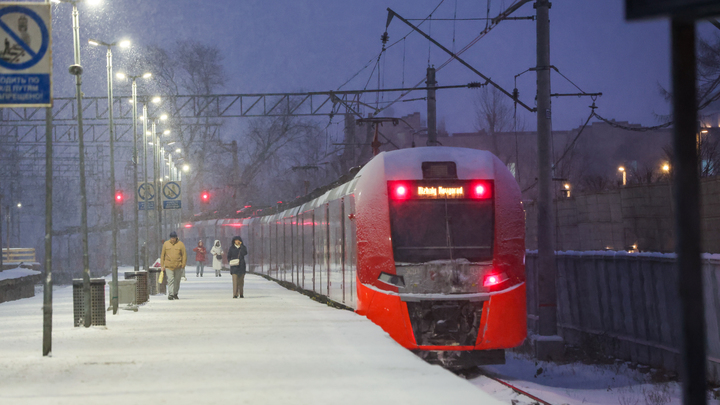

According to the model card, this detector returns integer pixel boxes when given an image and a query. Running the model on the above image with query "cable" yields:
[337,0,447,91]
[592,112,672,132]
[452,0,458,53]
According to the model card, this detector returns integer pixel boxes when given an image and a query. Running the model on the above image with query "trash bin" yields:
[148,268,161,295]
[124,271,149,304]
[108,279,137,305]
[72,278,106,327]
[151,267,166,294]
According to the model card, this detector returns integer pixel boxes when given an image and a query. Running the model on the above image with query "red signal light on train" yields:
[483,272,508,287]
[470,182,492,199]
[392,184,409,199]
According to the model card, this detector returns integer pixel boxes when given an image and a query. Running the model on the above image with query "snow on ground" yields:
[0,267,498,405]
[471,351,720,405]
[0,266,40,281]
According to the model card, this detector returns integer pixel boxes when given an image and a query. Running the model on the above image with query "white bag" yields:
[229,259,240,266]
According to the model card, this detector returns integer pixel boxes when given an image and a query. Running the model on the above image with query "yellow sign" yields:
[417,186,464,199]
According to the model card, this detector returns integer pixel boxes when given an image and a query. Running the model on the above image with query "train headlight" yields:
[483,272,509,287]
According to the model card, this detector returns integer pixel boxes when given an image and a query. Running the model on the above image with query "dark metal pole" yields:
[153,120,162,258]
[426,67,438,146]
[106,46,118,314]
[534,0,562,360]
[43,106,52,356]
[143,103,149,270]
[132,79,139,272]
[70,4,91,328]
[671,19,707,405]
[0,194,3,270]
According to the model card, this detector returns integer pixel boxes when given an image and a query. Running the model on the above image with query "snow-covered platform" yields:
[0,269,501,405]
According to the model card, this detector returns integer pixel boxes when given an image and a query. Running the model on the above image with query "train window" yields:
[389,199,494,263]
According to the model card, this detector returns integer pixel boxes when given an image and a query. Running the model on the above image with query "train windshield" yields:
[389,198,494,263]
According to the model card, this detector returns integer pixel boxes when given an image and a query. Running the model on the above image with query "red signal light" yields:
[114,191,124,204]
[200,191,210,203]
[483,272,508,288]
[391,184,410,200]
[471,182,492,199]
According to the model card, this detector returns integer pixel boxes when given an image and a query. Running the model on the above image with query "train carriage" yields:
[180,146,526,367]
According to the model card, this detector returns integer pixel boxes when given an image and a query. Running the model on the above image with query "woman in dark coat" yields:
[227,236,248,298]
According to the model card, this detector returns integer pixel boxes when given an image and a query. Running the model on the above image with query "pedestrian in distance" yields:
[210,240,224,277]
[228,236,248,298]
[193,240,207,277]
[161,231,187,300]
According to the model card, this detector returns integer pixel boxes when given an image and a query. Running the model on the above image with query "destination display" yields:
[388,180,493,200]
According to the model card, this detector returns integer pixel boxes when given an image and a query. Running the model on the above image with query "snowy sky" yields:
[45,0,709,134]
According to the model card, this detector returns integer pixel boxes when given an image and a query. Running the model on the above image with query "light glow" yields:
[175,148,181,153]
[160,114,168,120]
[182,165,190,172]
[142,72,152,79]
[119,40,131,48]
[163,129,171,135]
[152,96,161,104]
[88,39,100,46]
[17,202,22,208]
[116,72,126,80]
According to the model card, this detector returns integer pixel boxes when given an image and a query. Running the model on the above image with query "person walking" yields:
[161,231,187,300]
[227,236,248,298]
[193,240,207,277]
[210,240,224,277]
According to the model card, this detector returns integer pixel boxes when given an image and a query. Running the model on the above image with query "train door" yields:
[302,210,313,290]
[328,198,344,304]
[344,195,357,308]
[313,204,326,295]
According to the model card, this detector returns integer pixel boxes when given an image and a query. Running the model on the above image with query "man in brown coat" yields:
[161,231,187,300]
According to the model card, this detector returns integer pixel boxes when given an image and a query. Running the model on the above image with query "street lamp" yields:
[663,163,671,173]
[618,166,626,186]
[116,72,152,272]
[52,0,102,328]
[88,37,130,315]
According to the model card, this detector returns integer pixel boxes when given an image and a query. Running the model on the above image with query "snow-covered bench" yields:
[0,267,42,304]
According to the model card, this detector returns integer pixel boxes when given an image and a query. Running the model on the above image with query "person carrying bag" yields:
[210,240,224,277]
[227,236,248,298]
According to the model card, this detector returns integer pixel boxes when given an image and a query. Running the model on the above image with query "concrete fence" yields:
[526,250,720,383]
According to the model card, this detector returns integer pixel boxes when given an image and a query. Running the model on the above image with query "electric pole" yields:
[426,67,438,146]
[534,0,563,360]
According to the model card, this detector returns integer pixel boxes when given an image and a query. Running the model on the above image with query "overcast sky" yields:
[46,0,712,135]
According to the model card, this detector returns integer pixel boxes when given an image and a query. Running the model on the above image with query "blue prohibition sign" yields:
[163,182,181,200]
[0,6,49,70]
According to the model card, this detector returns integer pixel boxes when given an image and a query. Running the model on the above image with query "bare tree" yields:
[133,40,227,215]
[474,86,513,156]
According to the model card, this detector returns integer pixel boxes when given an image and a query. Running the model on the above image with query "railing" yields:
[1,248,36,263]
[526,250,720,383]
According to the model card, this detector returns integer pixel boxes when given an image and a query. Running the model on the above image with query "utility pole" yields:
[426,67,438,146]
[43,102,53,356]
[0,194,3,269]
[142,103,149,270]
[534,0,563,360]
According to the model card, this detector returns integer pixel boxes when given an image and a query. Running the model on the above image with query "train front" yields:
[354,147,526,368]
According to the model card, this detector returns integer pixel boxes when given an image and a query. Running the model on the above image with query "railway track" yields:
[458,368,554,405]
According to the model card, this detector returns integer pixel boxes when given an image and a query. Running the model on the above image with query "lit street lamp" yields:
[88,37,129,315]
[618,166,626,186]
[51,0,101,328]
[116,72,152,272]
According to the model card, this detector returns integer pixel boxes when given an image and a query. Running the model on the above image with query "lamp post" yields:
[52,0,100,328]
[618,166,627,186]
[89,38,129,315]
[151,114,168,257]
[116,72,151,273]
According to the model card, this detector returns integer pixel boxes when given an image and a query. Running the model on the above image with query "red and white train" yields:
[180,147,526,367]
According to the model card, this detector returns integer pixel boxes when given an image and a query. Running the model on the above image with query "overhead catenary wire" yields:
[375,0,533,117]
[337,0,447,92]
